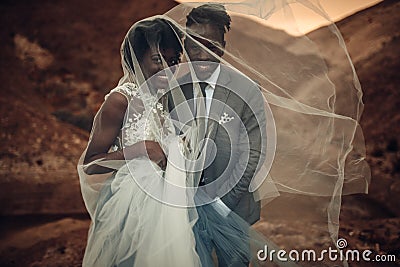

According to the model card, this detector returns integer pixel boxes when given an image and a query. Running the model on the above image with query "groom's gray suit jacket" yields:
[168,65,266,225]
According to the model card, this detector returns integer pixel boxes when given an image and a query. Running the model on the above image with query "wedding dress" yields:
[79,83,201,267]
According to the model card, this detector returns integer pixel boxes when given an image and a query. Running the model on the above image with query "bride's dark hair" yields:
[186,4,231,35]
[123,18,183,72]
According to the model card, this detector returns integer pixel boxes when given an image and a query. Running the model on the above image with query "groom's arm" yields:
[220,85,266,210]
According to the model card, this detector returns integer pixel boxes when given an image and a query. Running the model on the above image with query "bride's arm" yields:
[83,92,166,174]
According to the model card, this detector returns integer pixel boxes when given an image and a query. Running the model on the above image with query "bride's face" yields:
[139,47,180,90]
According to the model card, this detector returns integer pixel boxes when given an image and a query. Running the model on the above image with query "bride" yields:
[77,17,202,267]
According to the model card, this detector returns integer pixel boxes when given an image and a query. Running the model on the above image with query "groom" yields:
[169,4,267,266]
[182,3,266,224]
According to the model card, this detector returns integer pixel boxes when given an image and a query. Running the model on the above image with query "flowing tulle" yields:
[82,138,201,267]
[82,138,295,267]
[193,196,300,267]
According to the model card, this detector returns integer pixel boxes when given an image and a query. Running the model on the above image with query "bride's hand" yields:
[125,141,167,170]
[144,140,167,170]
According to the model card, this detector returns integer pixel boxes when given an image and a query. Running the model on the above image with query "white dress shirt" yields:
[193,65,231,217]
[194,64,221,116]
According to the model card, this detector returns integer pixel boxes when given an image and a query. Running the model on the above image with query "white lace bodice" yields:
[106,83,174,152]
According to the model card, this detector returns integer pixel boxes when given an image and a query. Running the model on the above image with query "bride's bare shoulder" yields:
[102,83,139,113]
[100,90,129,121]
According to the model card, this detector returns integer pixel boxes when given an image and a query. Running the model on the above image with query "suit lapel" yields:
[180,74,195,114]
[167,74,196,136]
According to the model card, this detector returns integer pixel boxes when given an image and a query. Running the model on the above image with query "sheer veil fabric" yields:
[163,0,370,250]
[77,1,370,266]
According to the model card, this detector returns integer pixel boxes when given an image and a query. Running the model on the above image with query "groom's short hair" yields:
[186,4,231,37]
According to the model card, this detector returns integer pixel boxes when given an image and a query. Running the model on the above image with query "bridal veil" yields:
[78,1,370,266]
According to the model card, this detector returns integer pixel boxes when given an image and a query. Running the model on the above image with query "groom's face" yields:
[185,23,225,80]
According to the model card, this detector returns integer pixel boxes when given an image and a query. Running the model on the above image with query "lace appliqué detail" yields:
[119,86,173,148]
[123,113,149,146]
[105,83,174,150]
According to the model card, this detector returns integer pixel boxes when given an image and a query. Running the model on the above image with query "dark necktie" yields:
[199,82,208,98]
[198,82,208,186]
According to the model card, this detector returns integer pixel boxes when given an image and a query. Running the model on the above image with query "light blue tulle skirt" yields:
[83,158,296,267]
